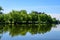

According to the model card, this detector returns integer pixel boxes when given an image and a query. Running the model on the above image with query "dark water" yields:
[0,24,60,40]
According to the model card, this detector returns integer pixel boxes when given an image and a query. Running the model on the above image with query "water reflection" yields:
[0,24,56,37]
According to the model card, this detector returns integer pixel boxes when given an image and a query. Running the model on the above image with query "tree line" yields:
[0,6,60,24]
[0,24,56,36]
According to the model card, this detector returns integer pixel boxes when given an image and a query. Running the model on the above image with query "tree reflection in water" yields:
[0,24,56,37]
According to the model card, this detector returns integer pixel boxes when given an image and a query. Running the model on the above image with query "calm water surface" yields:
[0,24,60,40]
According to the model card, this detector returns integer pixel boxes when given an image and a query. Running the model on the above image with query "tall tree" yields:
[0,6,3,14]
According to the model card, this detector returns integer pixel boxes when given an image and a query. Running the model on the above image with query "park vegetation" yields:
[0,6,60,24]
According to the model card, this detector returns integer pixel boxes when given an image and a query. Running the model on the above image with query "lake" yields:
[0,24,60,40]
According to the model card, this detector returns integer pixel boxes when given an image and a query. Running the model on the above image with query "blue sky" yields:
[0,0,60,20]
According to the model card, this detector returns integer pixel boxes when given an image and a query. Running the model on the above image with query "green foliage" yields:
[0,6,3,14]
[1,24,56,36]
[0,7,59,24]
[0,6,3,11]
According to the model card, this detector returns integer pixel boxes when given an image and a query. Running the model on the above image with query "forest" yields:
[0,24,56,36]
[0,6,60,24]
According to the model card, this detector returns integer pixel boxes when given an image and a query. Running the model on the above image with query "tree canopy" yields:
[0,6,60,24]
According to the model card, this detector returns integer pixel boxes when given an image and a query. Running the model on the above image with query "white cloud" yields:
[51,24,60,31]
[47,13,60,20]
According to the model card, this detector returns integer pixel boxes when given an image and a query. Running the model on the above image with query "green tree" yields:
[0,6,3,14]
